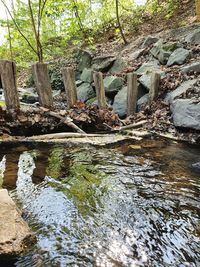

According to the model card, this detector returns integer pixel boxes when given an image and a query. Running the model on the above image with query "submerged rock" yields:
[171,99,200,130]
[0,189,36,259]
[167,48,191,66]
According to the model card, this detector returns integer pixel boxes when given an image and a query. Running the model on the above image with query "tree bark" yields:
[116,0,128,45]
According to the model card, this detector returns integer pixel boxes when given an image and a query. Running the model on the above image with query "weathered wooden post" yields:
[32,62,53,108]
[62,67,77,109]
[0,60,20,111]
[149,72,161,104]
[127,72,138,116]
[196,0,200,21]
[93,71,107,109]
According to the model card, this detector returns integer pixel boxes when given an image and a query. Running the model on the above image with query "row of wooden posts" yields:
[0,60,161,116]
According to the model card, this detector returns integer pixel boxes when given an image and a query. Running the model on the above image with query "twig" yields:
[46,111,86,134]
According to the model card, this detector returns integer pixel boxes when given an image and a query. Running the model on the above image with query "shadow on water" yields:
[0,139,200,267]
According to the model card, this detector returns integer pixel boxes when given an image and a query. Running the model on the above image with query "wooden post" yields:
[62,67,77,109]
[149,72,161,104]
[196,0,200,21]
[0,60,20,111]
[32,62,53,108]
[127,72,138,116]
[93,71,107,109]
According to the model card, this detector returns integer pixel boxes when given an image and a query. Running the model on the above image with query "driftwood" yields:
[112,120,147,132]
[27,132,111,141]
[46,111,86,134]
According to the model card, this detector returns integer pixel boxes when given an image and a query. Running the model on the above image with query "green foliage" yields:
[0,0,182,66]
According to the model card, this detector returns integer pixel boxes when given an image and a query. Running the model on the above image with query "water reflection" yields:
[0,141,199,267]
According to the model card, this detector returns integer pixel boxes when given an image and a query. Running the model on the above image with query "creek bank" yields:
[73,24,200,131]
[0,189,36,260]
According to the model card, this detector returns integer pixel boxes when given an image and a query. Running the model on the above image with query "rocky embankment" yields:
[72,24,200,132]
[2,24,199,141]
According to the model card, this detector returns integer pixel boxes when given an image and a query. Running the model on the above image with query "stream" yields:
[0,139,199,267]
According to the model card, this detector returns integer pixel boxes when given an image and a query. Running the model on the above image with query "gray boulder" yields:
[135,61,160,75]
[142,36,159,48]
[0,189,36,259]
[92,55,116,72]
[77,83,95,101]
[165,79,197,104]
[109,57,127,74]
[80,68,93,83]
[171,99,200,130]
[104,76,124,94]
[167,48,191,66]
[185,29,200,44]
[129,48,146,61]
[151,40,180,65]
[112,87,127,117]
[77,50,92,72]
[137,94,149,111]
[76,80,83,87]
[181,62,200,74]
[139,70,165,91]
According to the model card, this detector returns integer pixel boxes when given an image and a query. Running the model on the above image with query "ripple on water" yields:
[0,141,199,267]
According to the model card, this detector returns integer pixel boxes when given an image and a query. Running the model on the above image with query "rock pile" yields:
[75,25,200,130]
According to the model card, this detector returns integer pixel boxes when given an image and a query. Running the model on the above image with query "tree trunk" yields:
[115,0,128,45]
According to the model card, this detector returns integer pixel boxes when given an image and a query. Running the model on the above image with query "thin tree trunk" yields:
[115,0,128,45]
[28,0,43,62]
[6,11,13,60]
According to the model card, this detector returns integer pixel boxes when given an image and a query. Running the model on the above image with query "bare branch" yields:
[0,0,38,56]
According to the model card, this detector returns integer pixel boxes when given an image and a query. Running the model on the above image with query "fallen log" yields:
[27,132,113,141]
[46,111,86,134]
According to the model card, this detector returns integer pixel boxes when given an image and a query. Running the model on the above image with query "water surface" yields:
[0,139,199,267]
